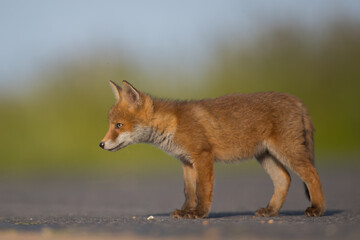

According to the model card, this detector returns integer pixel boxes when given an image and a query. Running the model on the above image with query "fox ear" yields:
[109,80,122,101]
[122,80,141,106]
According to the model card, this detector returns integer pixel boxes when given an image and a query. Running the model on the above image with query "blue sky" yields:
[1,0,359,90]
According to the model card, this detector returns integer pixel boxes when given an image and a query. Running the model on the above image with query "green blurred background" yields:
[1,1,359,177]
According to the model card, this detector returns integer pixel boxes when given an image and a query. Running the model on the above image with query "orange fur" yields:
[100,80,325,218]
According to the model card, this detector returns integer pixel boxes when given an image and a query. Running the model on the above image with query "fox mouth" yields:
[109,142,125,152]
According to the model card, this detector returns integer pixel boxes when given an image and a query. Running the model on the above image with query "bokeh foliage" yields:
[1,20,359,176]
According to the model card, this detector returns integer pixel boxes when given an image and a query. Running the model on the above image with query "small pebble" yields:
[268,219,274,224]
[147,216,154,220]
[132,216,136,219]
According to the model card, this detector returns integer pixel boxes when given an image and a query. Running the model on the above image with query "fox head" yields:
[99,80,154,151]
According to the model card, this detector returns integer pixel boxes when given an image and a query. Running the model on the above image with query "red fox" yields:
[100,80,325,219]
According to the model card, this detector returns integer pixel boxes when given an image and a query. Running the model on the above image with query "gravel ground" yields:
[0,165,359,239]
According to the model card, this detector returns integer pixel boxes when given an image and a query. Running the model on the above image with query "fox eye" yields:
[115,123,123,129]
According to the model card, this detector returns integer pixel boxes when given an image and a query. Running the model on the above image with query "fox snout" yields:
[98,138,125,152]
[98,140,125,151]
[99,129,137,152]
[99,135,126,152]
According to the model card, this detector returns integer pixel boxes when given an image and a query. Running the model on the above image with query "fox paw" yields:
[305,207,324,217]
[171,209,208,219]
[255,207,278,217]
[171,209,186,218]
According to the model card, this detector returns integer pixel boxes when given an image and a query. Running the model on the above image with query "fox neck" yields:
[146,99,178,143]
[142,99,189,161]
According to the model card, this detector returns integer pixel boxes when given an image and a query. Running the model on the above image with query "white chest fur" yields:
[146,127,191,163]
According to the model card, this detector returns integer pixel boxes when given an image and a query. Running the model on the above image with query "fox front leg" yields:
[171,163,197,218]
[171,152,214,219]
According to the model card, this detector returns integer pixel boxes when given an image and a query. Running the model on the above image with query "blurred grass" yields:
[207,20,360,155]
[0,20,359,177]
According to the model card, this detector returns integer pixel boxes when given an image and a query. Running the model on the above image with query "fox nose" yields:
[99,142,105,149]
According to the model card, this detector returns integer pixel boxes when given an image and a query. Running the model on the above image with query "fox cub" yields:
[100,80,325,219]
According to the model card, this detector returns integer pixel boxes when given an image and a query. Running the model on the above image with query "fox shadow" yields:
[153,210,343,218]
[209,209,343,218]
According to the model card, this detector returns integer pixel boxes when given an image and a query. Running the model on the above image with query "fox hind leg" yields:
[255,152,291,217]
[291,161,325,217]
[267,143,325,217]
